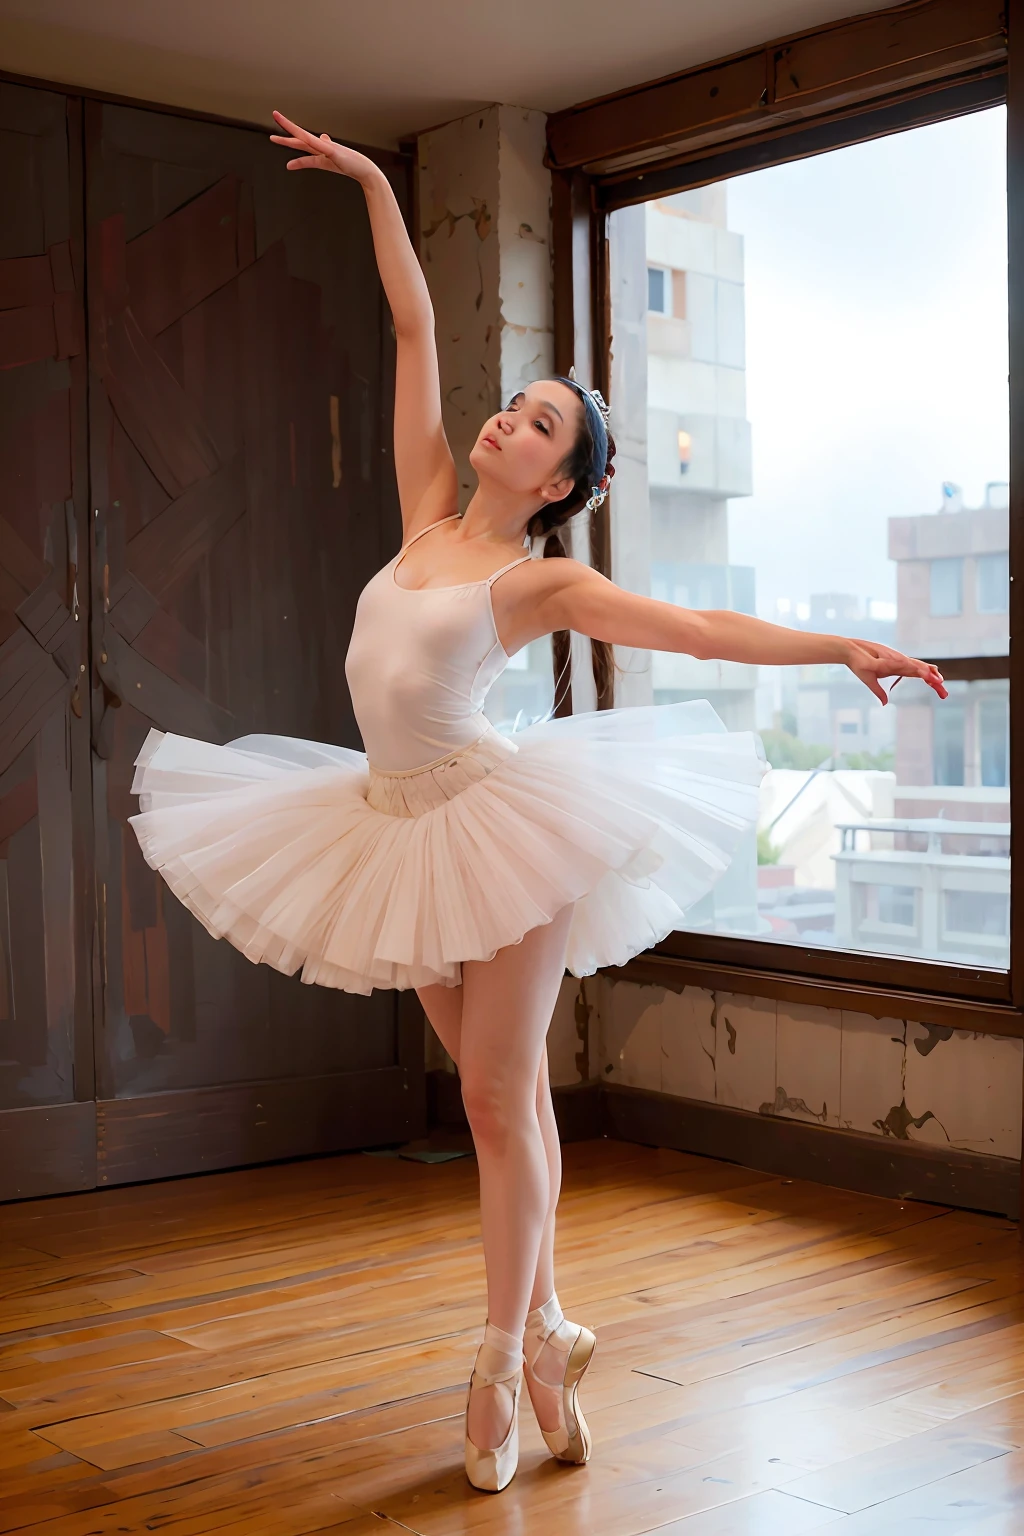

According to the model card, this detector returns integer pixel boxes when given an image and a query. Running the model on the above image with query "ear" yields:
[538,474,574,506]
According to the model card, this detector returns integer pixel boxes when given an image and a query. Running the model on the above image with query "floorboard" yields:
[1,1140,1022,1533]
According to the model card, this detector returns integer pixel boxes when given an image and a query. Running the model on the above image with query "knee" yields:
[461,1069,515,1150]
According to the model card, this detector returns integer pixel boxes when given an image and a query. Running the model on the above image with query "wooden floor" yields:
[2,1142,1024,1535]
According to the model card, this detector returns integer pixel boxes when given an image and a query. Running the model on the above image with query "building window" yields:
[945,890,1009,940]
[875,885,917,929]
[980,694,1009,787]
[977,551,1009,613]
[610,104,1009,972]
[929,558,963,617]
[647,265,669,313]
[933,702,966,785]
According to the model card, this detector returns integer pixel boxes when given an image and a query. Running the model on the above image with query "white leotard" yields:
[344,515,531,773]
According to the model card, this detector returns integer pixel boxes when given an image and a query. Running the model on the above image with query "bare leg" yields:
[416,978,463,1067]
[530,1048,560,1308]
[525,1051,568,1435]
[416,986,564,1302]
[417,962,568,1441]
[421,906,573,1451]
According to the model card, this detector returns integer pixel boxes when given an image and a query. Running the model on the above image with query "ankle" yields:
[526,1292,564,1337]
[474,1319,523,1385]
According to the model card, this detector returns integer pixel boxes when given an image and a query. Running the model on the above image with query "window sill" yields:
[603,939,1021,1037]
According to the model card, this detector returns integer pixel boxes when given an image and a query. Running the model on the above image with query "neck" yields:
[461,484,534,548]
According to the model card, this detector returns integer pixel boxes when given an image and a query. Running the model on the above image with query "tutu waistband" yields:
[365,726,519,818]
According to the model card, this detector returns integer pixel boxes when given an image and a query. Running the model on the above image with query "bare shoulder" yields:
[493,554,616,653]
[506,553,609,607]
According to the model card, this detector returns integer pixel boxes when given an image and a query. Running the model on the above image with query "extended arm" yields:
[538,563,946,703]
[270,112,456,535]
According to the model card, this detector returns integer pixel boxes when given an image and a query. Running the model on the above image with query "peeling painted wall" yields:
[576,977,1022,1160]
[417,105,553,514]
[436,971,1021,1166]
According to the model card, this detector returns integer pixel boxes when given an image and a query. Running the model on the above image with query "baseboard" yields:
[553,1082,605,1142]
[0,1102,97,1201]
[427,1070,1018,1218]
[602,1084,1020,1219]
[94,1067,425,1187]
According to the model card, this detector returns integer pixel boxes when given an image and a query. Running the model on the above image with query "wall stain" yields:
[704,995,719,1070]
[874,1098,948,1140]
[914,1023,955,1057]
[725,1019,737,1056]
[422,197,493,244]
[761,1086,829,1123]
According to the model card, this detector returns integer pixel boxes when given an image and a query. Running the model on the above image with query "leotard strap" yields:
[397,515,531,588]
[485,553,532,588]
[398,514,461,552]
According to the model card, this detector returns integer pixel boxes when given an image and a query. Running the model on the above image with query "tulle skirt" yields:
[128,702,766,995]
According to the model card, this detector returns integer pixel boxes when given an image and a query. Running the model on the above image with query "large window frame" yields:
[548,0,1023,1035]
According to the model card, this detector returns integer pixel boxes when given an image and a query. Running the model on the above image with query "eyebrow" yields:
[510,390,564,425]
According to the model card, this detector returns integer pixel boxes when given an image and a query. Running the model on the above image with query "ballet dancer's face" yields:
[469,380,582,507]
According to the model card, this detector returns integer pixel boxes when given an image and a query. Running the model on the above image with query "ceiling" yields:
[0,0,902,149]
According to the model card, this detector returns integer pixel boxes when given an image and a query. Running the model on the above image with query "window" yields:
[647,265,669,313]
[945,890,1009,940]
[930,558,963,617]
[977,551,1009,613]
[980,694,1009,787]
[484,640,556,731]
[865,884,917,930]
[933,699,966,785]
[609,105,1009,973]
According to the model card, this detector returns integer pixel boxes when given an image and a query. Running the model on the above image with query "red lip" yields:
[482,434,501,450]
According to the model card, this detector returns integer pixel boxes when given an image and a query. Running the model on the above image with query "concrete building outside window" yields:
[610,105,1009,969]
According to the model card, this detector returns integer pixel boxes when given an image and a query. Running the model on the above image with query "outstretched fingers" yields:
[887,655,947,701]
[853,647,946,705]
[911,658,947,699]
[271,109,323,151]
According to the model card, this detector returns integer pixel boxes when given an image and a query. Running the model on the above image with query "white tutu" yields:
[128,701,766,995]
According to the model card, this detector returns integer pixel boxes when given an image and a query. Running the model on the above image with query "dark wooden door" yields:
[1,91,423,1200]
[0,84,96,1199]
[84,101,423,1190]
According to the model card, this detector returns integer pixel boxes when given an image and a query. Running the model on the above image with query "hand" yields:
[269,111,382,186]
[844,638,947,704]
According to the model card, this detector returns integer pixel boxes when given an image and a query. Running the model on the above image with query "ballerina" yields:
[128,109,947,1495]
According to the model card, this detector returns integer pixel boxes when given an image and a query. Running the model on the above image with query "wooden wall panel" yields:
[83,101,420,1147]
[0,82,93,1122]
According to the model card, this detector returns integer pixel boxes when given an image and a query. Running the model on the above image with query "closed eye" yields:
[504,394,551,435]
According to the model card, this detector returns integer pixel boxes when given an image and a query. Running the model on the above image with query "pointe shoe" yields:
[464,1323,523,1494]
[524,1296,597,1464]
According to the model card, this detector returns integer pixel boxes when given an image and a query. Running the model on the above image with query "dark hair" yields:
[524,378,618,710]
[524,378,616,544]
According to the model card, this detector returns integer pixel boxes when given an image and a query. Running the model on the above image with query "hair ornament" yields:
[584,482,609,513]
[567,365,611,431]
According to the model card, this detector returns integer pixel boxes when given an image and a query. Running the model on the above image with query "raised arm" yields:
[536,562,947,704]
[270,112,456,536]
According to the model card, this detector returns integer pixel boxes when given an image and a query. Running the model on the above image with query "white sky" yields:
[722,104,1008,618]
